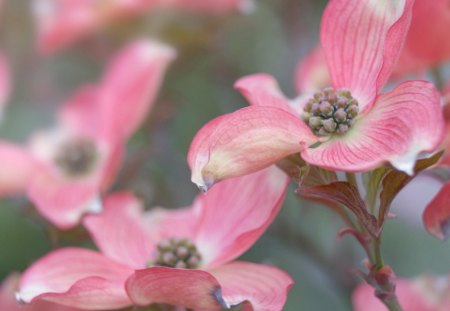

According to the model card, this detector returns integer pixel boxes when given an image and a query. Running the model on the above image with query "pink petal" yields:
[301,81,444,174]
[33,0,100,54]
[209,261,293,310]
[187,106,317,190]
[321,0,414,111]
[234,74,296,114]
[423,182,450,240]
[352,279,436,311]
[294,46,329,93]
[0,52,11,120]
[83,192,156,269]
[0,142,34,197]
[57,85,104,141]
[18,248,133,310]
[126,267,223,309]
[143,204,202,243]
[1,274,81,311]
[398,0,450,74]
[99,39,176,141]
[194,166,289,267]
[27,170,101,229]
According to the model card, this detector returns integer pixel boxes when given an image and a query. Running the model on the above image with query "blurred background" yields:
[1,0,449,310]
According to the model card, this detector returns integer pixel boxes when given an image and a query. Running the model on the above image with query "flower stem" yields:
[383,298,404,311]
[374,238,384,270]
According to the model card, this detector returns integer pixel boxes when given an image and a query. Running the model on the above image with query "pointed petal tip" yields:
[192,174,216,193]
[14,291,25,304]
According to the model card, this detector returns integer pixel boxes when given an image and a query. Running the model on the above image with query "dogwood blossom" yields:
[188,0,444,191]
[0,40,175,228]
[17,167,292,310]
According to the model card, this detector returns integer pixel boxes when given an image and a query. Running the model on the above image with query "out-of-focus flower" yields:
[0,52,11,122]
[188,0,444,191]
[33,0,254,54]
[17,167,293,310]
[0,39,175,228]
[352,275,450,311]
[393,0,450,77]
[423,182,450,240]
[295,46,328,94]
[1,274,83,311]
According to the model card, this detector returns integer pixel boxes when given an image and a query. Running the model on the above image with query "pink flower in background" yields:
[353,275,450,311]
[17,167,293,310]
[394,0,450,76]
[0,52,11,121]
[188,0,444,191]
[1,274,83,311]
[0,39,175,228]
[294,46,328,94]
[33,0,254,54]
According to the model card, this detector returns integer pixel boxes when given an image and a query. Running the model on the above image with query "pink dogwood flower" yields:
[188,0,445,191]
[33,0,254,54]
[353,275,450,311]
[0,39,175,228]
[1,274,83,311]
[17,166,293,310]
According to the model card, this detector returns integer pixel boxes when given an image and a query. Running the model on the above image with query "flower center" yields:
[152,238,202,269]
[54,138,98,177]
[302,87,359,137]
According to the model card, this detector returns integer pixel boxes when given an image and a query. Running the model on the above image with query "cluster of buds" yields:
[54,138,98,178]
[302,87,359,137]
[153,238,202,269]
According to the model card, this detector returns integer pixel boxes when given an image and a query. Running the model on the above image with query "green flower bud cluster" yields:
[152,238,202,269]
[302,87,359,137]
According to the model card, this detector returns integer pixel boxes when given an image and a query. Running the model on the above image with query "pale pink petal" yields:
[57,85,104,141]
[27,171,101,229]
[83,192,156,269]
[0,52,11,120]
[321,0,414,111]
[423,182,450,240]
[98,39,175,141]
[143,204,202,243]
[1,274,82,311]
[294,46,329,93]
[18,248,133,310]
[187,106,317,191]
[126,267,223,309]
[352,279,436,311]
[194,166,289,267]
[301,81,444,174]
[0,142,34,197]
[209,261,293,310]
[234,74,296,114]
[33,0,99,54]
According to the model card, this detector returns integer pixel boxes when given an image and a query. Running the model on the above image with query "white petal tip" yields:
[192,174,216,193]
[87,196,103,214]
[15,292,26,304]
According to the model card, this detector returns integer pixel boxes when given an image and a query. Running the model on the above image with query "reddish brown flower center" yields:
[303,87,359,137]
[54,138,98,177]
[152,238,202,269]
